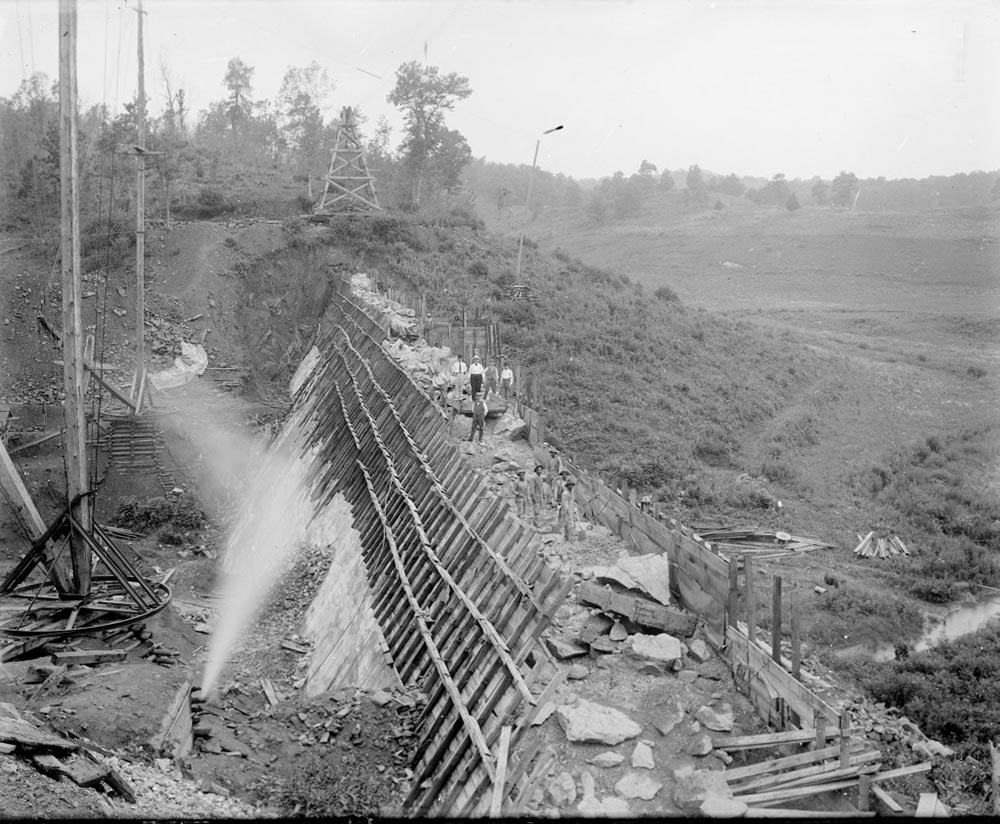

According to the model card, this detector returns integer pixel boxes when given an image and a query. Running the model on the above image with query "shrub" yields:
[467,260,489,278]
[194,187,234,218]
[967,365,987,379]
[654,285,680,303]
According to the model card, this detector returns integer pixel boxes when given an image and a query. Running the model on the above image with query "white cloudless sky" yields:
[1,0,997,181]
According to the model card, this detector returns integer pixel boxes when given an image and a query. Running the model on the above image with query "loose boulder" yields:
[626,633,684,668]
[615,772,663,800]
[673,766,733,812]
[556,699,642,745]
[695,704,735,732]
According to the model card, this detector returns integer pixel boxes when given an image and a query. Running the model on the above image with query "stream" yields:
[872,591,1000,662]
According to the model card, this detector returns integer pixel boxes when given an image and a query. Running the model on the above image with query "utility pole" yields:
[134,0,146,389]
[59,0,90,593]
[514,125,563,282]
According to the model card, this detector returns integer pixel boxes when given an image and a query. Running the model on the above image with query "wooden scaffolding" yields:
[314,106,381,214]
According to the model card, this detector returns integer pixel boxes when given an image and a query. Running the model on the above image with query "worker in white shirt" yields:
[500,361,514,400]
[468,354,485,397]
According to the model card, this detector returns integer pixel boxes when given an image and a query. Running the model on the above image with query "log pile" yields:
[853,531,909,559]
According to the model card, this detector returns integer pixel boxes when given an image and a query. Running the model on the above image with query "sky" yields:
[1,0,998,182]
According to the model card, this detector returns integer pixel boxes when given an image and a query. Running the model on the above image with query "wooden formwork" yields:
[287,293,569,816]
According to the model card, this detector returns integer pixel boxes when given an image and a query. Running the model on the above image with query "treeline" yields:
[579,161,1000,222]
[0,57,478,233]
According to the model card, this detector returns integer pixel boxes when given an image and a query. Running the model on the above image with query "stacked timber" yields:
[853,532,909,559]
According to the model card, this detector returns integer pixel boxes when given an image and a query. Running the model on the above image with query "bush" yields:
[654,285,680,303]
[967,365,987,379]
[467,260,489,278]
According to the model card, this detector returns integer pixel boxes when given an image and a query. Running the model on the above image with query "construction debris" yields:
[853,531,910,558]
[578,582,698,637]
[695,527,833,559]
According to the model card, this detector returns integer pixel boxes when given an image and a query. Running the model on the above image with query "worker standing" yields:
[559,477,579,542]
[450,355,468,398]
[549,449,565,503]
[513,469,528,518]
[529,464,546,528]
[469,354,485,397]
[469,392,488,443]
[485,358,500,398]
[500,361,514,400]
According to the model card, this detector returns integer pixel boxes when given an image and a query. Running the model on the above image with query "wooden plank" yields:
[735,776,862,805]
[489,726,512,817]
[745,808,874,818]
[104,766,137,803]
[871,762,932,782]
[723,742,864,782]
[732,751,881,794]
[260,678,279,707]
[51,649,127,666]
[871,783,903,813]
[728,559,739,629]
[713,725,865,751]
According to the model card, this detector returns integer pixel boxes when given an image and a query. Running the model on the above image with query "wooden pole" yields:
[59,0,91,594]
[790,587,802,680]
[745,554,756,645]
[134,0,146,387]
[771,575,782,664]
[990,741,1000,814]
[727,560,739,630]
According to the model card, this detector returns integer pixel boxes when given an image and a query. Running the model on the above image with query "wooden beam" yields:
[745,554,756,644]
[790,587,801,679]
[723,742,865,783]
[745,808,874,819]
[771,575,782,664]
[488,726,511,817]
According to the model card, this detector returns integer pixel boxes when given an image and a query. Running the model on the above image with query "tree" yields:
[387,61,472,207]
[830,171,859,207]
[686,164,708,205]
[638,159,657,177]
[761,173,790,206]
[991,177,1000,202]
[811,177,828,205]
[659,170,675,191]
[223,57,255,143]
[427,127,472,195]
[716,173,745,197]
[786,193,801,211]
[277,62,334,195]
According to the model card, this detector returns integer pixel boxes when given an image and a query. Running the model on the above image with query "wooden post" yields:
[990,741,1000,814]
[727,560,739,630]
[813,712,826,750]
[745,554,756,645]
[790,587,802,680]
[59,0,91,594]
[858,774,871,813]
[839,712,850,768]
[134,0,146,386]
[771,575,782,664]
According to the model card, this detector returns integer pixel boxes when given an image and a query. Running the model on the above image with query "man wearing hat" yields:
[549,449,565,504]
[513,468,528,518]
[529,464,546,527]
[469,392,488,443]
[468,354,485,397]
[559,476,579,542]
